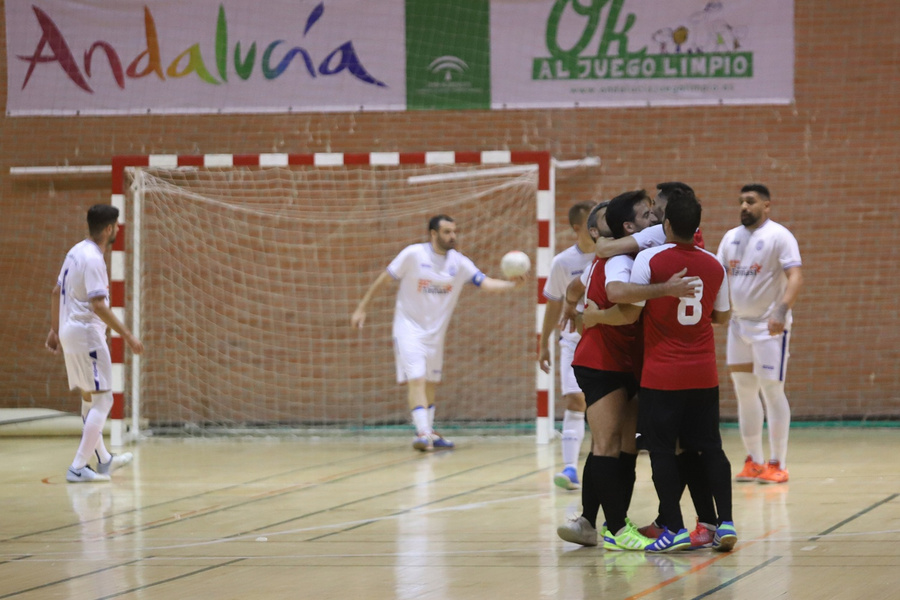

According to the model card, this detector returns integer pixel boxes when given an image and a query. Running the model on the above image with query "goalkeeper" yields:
[352,214,524,451]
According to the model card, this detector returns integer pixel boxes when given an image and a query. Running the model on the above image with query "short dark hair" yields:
[664,189,702,240]
[740,183,770,199]
[428,214,454,233]
[586,201,610,231]
[605,190,650,239]
[656,181,694,200]
[568,201,594,227]
[87,204,119,237]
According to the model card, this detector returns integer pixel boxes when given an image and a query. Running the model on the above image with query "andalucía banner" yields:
[3,0,793,116]
[4,0,407,115]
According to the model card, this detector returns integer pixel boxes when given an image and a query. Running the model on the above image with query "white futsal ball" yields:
[500,250,531,278]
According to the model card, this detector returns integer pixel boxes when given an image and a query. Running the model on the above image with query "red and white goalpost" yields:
[110,151,559,444]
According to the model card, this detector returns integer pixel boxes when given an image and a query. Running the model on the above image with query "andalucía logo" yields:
[16,2,386,93]
[533,0,753,81]
[429,56,469,83]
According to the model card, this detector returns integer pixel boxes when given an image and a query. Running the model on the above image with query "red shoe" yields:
[688,519,715,549]
[735,455,765,482]
[757,460,789,484]
[638,520,665,539]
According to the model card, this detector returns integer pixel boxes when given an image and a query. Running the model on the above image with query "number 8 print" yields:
[677,279,703,326]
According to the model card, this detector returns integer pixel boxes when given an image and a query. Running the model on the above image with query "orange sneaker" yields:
[735,456,765,482]
[757,460,789,484]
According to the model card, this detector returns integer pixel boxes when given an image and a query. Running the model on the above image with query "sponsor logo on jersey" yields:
[729,260,762,276]
[417,279,453,294]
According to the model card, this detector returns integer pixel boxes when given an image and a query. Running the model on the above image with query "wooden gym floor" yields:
[0,428,898,599]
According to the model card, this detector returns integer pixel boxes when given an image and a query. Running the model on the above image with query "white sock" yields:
[561,410,585,467]
[428,404,435,430]
[81,398,112,463]
[759,378,791,468]
[71,392,113,470]
[732,372,765,464]
[72,408,106,470]
[411,406,432,436]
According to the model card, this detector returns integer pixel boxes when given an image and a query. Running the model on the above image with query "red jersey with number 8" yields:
[629,243,730,390]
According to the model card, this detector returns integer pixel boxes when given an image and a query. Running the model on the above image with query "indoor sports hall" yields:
[1,1,898,599]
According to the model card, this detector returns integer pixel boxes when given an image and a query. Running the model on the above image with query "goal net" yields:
[122,154,548,436]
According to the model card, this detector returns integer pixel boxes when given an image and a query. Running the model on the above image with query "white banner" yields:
[4,0,406,115]
[491,0,794,108]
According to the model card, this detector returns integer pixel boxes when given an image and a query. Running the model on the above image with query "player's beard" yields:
[436,237,455,252]
[740,211,759,227]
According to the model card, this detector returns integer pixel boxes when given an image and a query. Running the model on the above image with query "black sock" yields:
[679,450,717,525]
[580,453,600,527]
[618,452,637,513]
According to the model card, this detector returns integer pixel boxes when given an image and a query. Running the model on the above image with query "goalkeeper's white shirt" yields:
[542,243,593,343]
[387,243,484,342]
[57,239,109,353]
[716,219,802,323]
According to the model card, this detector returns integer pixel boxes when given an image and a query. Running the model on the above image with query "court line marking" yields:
[14,445,402,541]
[625,529,781,600]
[809,493,898,541]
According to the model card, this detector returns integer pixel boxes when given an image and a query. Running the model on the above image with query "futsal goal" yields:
[110,151,558,443]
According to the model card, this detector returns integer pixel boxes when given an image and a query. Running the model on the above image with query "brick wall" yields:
[2,0,898,421]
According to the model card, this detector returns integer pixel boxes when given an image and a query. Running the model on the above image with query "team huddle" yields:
[547,183,802,553]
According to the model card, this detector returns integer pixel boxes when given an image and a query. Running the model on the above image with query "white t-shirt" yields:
[631,223,667,251]
[543,244,594,343]
[387,243,484,342]
[716,219,802,322]
[57,239,109,353]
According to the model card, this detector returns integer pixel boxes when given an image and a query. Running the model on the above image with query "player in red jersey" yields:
[625,189,737,553]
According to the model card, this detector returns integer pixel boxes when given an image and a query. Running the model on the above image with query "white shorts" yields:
[558,338,583,396]
[726,318,791,382]
[393,331,445,384]
[64,346,112,393]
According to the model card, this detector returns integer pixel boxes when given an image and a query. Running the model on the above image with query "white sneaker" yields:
[412,434,434,452]
[66,466,111,483]
[556,515,598,546]
[97,452,134,475]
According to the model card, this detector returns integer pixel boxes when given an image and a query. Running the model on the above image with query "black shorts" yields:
[638,386,722,454]
[573,366,639,409]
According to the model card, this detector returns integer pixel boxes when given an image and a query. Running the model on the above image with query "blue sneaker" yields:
[713,521,738,552]
[644,527,691,553]
[431,432,455,450]
[554,466,581,490]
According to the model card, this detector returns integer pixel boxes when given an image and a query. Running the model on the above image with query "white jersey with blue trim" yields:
[57,239,109,353]
[716,219,802,323]
[387,243,483,341]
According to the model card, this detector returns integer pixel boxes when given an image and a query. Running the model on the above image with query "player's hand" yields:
[124,333,144,354]
[768,303,788,335]
[664,268,701,298]
[538,345,551,373]
[351,308,366,329]
[767,319,786,336]
[45,330,60,354]
[559,304,578,334]
[508,274,528,287]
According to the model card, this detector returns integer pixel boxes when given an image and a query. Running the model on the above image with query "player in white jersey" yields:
[45,205,143,483]
[538,202,596,490]
[352,215,524,451]
[716,184,803,484]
